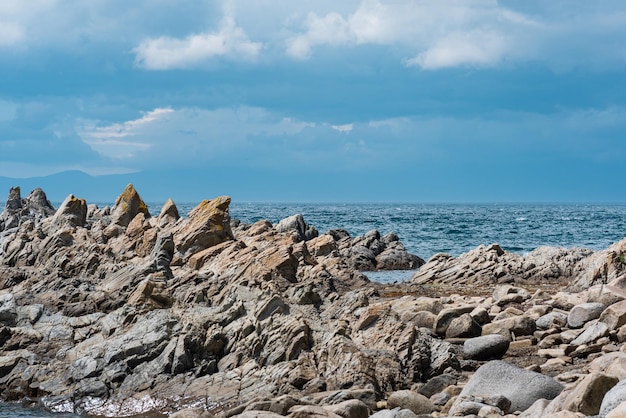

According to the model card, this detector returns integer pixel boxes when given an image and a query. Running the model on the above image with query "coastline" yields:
[2,185,626,417]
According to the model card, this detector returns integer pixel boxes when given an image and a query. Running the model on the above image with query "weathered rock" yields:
[434,305,475,336]
[386,390,434,415]
[445,313,481,339]
[536,311,568,329]
[0,293,17,326]
[275,214,318,242]
[599,299,626,330]
[450,360,563,414]
[570,321,609,346]
[369,409,418,418]
[567,302,604,328]
[53,194,87,227]
[482,315,536,337]
[158,198,180,227]
[463,334,510,360]
[552,372,618,416]
[600,378,626,417]
[174,196,233,259]
[109,183,150,228]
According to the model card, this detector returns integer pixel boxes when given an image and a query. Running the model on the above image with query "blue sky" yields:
[1,0,626,202]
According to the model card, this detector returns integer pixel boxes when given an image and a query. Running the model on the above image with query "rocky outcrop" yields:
[410,242,622,289]
[0,187,55,232]
[3,185,626,417]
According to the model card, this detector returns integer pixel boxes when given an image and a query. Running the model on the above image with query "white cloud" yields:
[284,0,541,68]
[331,123,353,133]
[406,30,508,69]
[134,17,262,70]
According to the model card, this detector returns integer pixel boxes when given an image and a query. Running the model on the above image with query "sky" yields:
[1,0,626,202]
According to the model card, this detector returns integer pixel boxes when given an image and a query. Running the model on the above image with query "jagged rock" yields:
[109,183,150,228]
[53,194,87,227]
[151,232,174,278]
[158,198,180,227]
[0,293,17,326]
[275,214,318,242]
[174,196,233,259]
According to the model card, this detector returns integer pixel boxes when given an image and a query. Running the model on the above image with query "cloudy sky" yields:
[1,0,626,202]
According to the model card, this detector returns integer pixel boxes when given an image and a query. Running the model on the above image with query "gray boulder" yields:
[567,302,605,328]
[463,334,510,360]
[386,390,434,415]
[451,360,563,414]
[570,321,609,346]
[600,378,626,416]
[536,311,568,329]
[369,409,417,418]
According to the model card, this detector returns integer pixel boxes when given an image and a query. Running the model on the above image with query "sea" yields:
[1,202,626,416]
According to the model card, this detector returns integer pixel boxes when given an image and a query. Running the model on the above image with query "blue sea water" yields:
[2,202,626,416]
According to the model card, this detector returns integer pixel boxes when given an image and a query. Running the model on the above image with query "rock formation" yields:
[1,185,626,418]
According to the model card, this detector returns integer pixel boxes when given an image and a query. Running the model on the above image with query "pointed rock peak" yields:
[54,194,87,227]
[5,186,23,213]
[26,188,56,217]
[159,198,180,220]
[188,196,231,220]
[111,183,150,227]
[175,196,233,259]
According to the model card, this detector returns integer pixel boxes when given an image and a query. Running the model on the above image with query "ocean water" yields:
[2,202,626,416]
[222,203,626,260]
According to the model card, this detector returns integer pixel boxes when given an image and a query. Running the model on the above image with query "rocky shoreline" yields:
[1,185,626,417]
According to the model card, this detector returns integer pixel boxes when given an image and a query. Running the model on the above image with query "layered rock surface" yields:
[2,185,626,418]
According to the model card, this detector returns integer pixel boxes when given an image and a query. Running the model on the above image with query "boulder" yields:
[536,311,568,329]
[463,334,510,360]
[451,360,563,414]
[570,321,609,346]
[600,379,626,417]
[445,313,481,339]
[386,390,434,415]
[599,300,626,330]
[555,372,618,416]
[567,302,604,328]
[369,409,418,418]
[482,315,536,337]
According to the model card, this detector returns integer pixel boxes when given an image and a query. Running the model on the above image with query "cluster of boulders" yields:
[1,185,626,418]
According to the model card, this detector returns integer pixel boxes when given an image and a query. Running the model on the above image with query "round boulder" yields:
[463,334,510,360]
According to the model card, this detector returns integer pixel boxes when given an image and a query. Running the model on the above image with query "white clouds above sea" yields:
[2,1,626,201]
